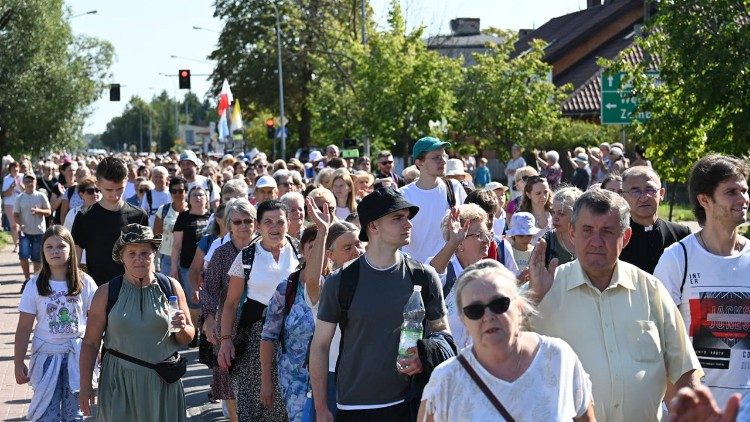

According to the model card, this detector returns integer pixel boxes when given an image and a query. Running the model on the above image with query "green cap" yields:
[412,136,451,160]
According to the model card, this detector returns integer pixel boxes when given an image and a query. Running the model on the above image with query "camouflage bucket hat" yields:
[111,224,162,264]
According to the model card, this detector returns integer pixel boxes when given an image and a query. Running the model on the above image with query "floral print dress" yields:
[261,277,316,422]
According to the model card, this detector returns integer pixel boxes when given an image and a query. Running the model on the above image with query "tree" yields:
[209,0,365,155]
[613,1,750,181]
[0,0,114,155]
[99,97,153,152]
[454,35,570,161]
[309,1,462,157]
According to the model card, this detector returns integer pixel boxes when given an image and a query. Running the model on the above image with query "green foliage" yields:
[606,1,750,182]
[209,0,366,154]
[0,0,113,155]
[310,2,461,156]
[454,36,571,161]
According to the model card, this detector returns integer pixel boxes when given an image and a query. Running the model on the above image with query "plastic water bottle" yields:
[397,286,425,363]
[167,296,180,333]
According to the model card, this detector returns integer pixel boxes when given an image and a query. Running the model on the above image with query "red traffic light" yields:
[178,69,191,89]
[265,118,275,128]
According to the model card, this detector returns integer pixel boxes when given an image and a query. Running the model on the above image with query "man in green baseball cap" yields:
[400,136,466,262]
[411,136,452,161]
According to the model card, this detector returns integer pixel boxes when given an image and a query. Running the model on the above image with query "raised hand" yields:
[306,196,332,231]
[527,238,558,303]
[446,208,469,246]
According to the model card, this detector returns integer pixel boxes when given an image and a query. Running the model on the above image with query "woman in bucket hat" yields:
[80,224,195,421]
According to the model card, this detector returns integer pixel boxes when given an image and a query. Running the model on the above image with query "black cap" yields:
[357,187,419,241]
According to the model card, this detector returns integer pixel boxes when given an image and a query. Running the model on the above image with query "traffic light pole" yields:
[272,2,286,160]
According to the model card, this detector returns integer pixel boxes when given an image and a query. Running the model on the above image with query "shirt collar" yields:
[565,260,636,292]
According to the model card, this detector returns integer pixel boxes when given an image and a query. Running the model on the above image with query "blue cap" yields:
[412,136,451,160]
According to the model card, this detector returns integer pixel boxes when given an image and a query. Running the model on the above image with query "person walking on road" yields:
[14,225,97,422]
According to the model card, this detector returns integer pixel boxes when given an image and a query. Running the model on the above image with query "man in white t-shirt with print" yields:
[654,154,750,409]
[399,137,466,263]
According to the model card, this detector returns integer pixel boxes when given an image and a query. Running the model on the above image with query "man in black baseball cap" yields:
[309,186,454,421]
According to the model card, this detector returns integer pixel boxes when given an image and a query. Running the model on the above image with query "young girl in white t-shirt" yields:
[14,225,98,421]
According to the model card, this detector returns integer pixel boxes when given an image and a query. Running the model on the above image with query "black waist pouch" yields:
[231,298,267,372]
[108,349,187,384]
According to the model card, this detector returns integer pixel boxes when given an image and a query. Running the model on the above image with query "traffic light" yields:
[109,84,120,101]
[178,69,191,89]
[265,118,275,139]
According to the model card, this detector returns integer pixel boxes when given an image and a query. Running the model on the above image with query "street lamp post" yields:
[270,2,287,160]
[71,10,97,19]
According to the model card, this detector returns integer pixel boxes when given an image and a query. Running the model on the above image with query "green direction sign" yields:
[600,70,659,125]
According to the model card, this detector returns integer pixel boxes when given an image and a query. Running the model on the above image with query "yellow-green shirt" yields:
[530,260,703,422]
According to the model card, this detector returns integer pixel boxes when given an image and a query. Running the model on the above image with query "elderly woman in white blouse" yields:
[418,260,595,422]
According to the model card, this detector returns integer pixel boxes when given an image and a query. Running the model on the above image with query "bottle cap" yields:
[413,286,422,292]
[168,295,178,302]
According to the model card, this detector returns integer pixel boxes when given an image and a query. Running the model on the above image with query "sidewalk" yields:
[0,244,223,421]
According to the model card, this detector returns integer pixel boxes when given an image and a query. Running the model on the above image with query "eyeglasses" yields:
[83,187,101,195]
[465,231,492,242]
[166,168,177,173]
[170,188,185,194]
[522,175,544,183]
[231,218,255,226]
[626,187,659,197]
[427,154,449,163]
[463,297,512,320]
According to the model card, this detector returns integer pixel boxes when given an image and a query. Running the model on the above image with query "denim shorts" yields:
[19,233,43,262]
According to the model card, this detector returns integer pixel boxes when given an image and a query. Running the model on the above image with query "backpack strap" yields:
[442,262,458,299]
[237,242,258,318]
[335,258,361,379]
[443,178,456,208]
[146,190,154,215]
[160,203,171,220]
[678,241,688,297]
[154,272,175,298]
[497,238,506,266]
[404,257,431,309]
[106,275,124,318]
[279,270,302,354]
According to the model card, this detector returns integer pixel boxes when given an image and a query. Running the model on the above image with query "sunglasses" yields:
[83,187,101,195]
[138,188,149,194]
[231,218,255,226]
[462,297,512,320]
[379,160,394,165]
[170,188,185,194]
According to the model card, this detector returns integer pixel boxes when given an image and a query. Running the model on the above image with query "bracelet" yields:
[219,334,232,342]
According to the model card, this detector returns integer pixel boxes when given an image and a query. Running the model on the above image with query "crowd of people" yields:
[3,137,748,421]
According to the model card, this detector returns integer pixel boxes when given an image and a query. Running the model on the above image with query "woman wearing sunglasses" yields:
[418,260,595,421]
[62,176,101,232]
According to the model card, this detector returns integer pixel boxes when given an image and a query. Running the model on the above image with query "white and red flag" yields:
[217,79,233,116]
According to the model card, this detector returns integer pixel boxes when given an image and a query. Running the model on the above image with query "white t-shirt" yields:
[399,179,466,263]
[492,212,507,238]
[422,335,592,422]
[2,174,21,206]
[335,206,351,221]
[305,283,342,373]
[140,189,171,228]
[124,181,136,201]
[205,233,232,265]
[228,242,299,305]
[654,233,750,406]
[157,204,179,256]
[429,255,470,349]
[18,274,98,344]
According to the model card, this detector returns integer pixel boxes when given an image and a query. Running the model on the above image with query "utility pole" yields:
[360,0,371,157]
[272,2,287,160]
[139,113,143,153]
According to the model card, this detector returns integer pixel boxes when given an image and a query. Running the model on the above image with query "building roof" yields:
[427,34,502,49]
[513,0,649,118]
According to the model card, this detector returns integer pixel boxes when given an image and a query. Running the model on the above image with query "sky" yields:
[68,0,589,134]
